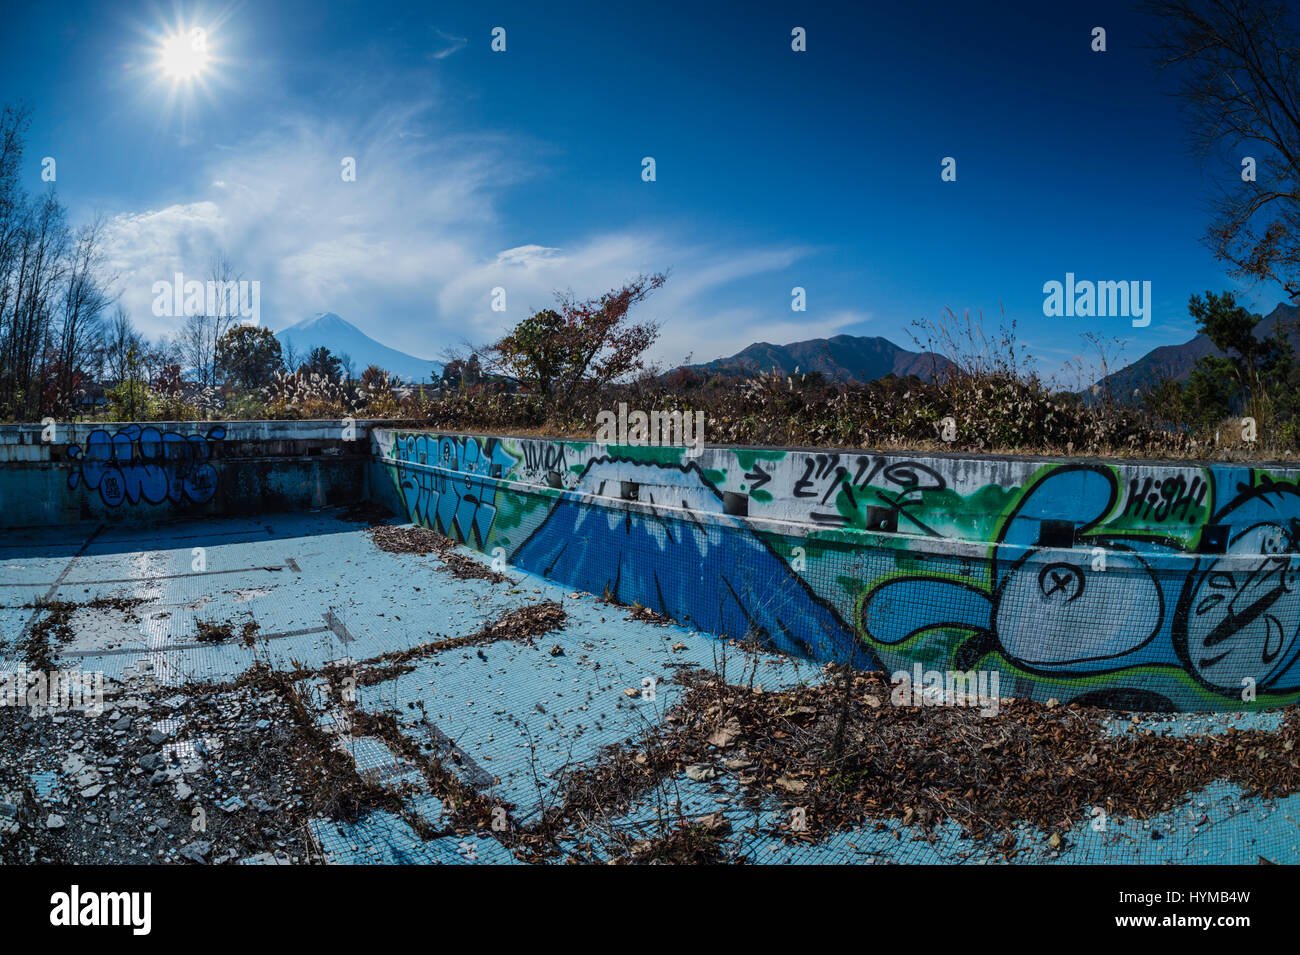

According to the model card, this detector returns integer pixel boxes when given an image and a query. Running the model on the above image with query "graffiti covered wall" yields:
[0,420,373,526]
[373,429,1300,712]
[67,424,227,507]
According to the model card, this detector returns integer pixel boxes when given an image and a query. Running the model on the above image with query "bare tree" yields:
[103,305,140,383]
[54,216,113,408]
[206,251,242,385]
[179,312,216,387]
[0,103,114,418]
[1145,0,1300,300]
[140,334,182,386]
[0,191,69,416]
[179,251,243,387]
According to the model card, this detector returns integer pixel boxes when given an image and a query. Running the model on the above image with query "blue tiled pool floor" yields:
[3,509,1296,864]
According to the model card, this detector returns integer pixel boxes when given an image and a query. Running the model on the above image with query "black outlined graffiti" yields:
[795,454,948,532]
[1173,483,1300,695]
[1123,473,1208,523]
[743,461,772,491]
[520,440,569,475]
[67,425,226,507]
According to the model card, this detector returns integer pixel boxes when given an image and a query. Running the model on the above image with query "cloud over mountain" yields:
[95,97,865,370]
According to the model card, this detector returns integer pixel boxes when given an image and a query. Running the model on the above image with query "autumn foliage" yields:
[487,272,666,413]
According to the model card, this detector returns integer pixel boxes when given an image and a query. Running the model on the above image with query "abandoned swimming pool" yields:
[1,419,1297,864]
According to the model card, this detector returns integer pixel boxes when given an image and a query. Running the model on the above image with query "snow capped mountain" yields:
[274,313,442,382]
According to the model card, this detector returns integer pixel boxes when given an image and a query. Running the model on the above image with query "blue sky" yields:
[0,0,1274,382]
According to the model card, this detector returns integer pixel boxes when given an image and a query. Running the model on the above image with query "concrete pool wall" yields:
[5,419,1300,712]
[0,420,372,526]
[371,428,1300,713]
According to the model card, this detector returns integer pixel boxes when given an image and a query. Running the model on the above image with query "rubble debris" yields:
[350,601,568,675]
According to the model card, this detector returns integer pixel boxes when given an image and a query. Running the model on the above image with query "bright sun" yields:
[159,29,210,80]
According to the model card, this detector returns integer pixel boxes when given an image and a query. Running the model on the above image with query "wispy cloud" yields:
[428,29,468,60]
[100,97,836,368]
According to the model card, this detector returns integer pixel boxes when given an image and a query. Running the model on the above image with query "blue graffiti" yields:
[860,465,1300,704]
[67,425,226,507]
[394,434,518,548]
[512,457,875,667]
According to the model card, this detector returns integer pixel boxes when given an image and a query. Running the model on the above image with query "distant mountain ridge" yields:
[277,304,1300,395]
[1094,302,1300,398]
[681,333,953,383]
[275,312,441,382]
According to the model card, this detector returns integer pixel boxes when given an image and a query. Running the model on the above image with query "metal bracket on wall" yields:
[1038,519,1076,548]
[863,505,897,533]
[722,491,748,516]
[1198,524,1229,554]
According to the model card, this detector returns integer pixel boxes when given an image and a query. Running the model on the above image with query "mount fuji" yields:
[274,313,442,382]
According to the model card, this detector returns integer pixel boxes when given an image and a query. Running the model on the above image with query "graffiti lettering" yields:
[797,454,947,531]
[67,425,225,507]
[1123,474,1207,523]
[378,430,1300,711]
[392,434,517,548]
[520,441,568,477]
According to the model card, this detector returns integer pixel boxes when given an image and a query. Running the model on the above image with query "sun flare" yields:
[159,29,210,80]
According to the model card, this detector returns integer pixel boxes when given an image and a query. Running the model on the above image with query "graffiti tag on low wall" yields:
[67,425,226,507]
[857,465,1300,710]
[391,433,517,548]
[376,430,1300,711]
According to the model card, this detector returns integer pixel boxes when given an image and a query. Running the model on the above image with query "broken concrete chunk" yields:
[60,754,86,775]
[178,841,211,864]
